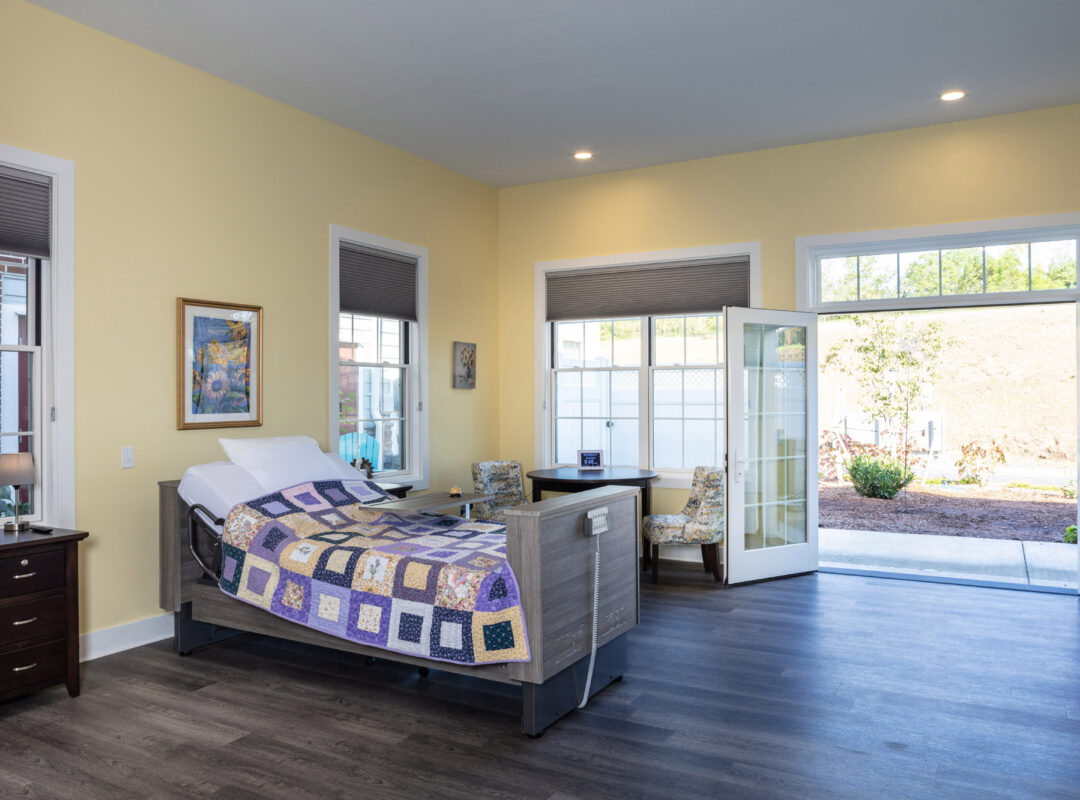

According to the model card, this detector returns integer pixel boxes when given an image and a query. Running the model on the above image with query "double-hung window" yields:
[542,247,756,481]
[338,313,407,472]
[331,226,428,486]
[551,313,726,471]
[0,253,39,520]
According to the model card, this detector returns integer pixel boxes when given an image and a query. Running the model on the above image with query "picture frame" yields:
[577,449,604,470]
[177,298,262,430]
[453,341,476,389]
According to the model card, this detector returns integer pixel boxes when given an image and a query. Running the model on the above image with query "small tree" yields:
[822,314,952,458]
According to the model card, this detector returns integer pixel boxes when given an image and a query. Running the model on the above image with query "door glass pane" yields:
[743,323,808,551]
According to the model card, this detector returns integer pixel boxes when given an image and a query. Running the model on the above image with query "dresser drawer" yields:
[0,549,64,599]
[0,639,65,693]
[0,594,65,647]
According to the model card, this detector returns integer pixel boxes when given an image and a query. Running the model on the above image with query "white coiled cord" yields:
[578,534,601,709]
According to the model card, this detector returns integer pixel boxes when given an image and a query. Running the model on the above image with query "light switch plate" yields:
[121,446,134,469]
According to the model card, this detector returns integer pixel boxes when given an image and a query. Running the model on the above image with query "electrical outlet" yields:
[121,446,134,469]
[585,506,609,536]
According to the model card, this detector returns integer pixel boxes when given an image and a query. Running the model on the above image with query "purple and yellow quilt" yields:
[218,480,530,665]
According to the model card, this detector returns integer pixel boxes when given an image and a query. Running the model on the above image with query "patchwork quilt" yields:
[218,479,530,665]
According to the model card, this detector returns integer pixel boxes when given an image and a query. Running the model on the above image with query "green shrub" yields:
[845,455,916,500]
[1064,481,1077,500]
[1066,526,1077,545]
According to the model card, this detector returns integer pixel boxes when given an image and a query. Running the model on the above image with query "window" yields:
[0,253,38,520]
[550,313,725,471]
[330,226,428,486]
[808,226,1079,311]
[537,244,760,484]
[338,313,407,473]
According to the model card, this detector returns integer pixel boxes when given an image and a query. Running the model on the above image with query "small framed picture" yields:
[577,449,604,471]
[453,341,476,389]
[177,298,262,429]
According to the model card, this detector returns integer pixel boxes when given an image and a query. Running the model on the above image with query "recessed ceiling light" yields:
[940,90,965,102]
[573,151,593,160]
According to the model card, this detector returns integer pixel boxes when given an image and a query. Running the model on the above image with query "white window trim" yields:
[534,242,761,489]
[329,225,429,489]
[795,212,1080,314]
[0,143,76,528]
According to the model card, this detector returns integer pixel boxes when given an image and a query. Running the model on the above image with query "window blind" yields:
[545,255,750,321]
[339,242,418,322]
[0,166,51,259]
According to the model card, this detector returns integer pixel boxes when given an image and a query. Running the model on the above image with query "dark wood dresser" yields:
[0,528,88,701]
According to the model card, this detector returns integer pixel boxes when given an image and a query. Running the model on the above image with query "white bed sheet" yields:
[177,461,264,522]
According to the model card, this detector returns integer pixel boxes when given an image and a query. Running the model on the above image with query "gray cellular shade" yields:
[545,255,750,321]
[0,166,51,259]
[339,242,418,322]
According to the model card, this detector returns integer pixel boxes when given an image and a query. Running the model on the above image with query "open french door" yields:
[724,307,819,584]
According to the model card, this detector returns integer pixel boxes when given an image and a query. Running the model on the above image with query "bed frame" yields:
[158,480,639,735]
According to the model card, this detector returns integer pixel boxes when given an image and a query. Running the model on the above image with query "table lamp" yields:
[0,453,35,532]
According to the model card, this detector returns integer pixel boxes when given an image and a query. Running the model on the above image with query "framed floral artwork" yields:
[453,341,476,389]
[177,298,262,429]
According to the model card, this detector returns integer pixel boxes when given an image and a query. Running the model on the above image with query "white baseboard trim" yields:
[80,612,173,662]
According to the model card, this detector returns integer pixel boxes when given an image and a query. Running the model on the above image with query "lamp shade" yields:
[0,453,35,486]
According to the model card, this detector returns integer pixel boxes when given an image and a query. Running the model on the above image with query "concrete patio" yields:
[820,528,1078,589]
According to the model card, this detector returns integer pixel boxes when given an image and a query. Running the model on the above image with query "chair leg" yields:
[710,542,723,582]
[651,544,659,585]
[642,533,651,571]
[700,544,711,571]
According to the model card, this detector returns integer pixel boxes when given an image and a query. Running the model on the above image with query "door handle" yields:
[12,662,36,673]
[12,572,36,580]
[733,448,746,484]
[11,617,37,626]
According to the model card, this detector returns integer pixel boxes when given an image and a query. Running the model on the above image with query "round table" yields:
[525,467,659,518]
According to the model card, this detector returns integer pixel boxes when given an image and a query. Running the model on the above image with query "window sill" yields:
[376,472,428,491]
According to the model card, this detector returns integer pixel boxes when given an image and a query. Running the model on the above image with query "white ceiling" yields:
[31,0,1080,187]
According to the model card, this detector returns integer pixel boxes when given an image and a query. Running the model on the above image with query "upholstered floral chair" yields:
[471,460,528,523]
[642,466,725,584]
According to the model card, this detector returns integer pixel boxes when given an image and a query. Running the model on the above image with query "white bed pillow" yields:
[219,435,345,493]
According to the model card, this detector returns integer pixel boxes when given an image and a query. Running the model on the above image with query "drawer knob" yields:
[12,662,37,673]
[12,617,37,626]
[19,559,28,567]
[12,572,36,580]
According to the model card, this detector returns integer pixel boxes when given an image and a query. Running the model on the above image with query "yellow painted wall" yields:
[497,104,1080,513]
[2,0,501,635]
[6,0,1080,634]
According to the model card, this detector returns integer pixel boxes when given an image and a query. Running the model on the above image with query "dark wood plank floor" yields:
[1,568,1078,799]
